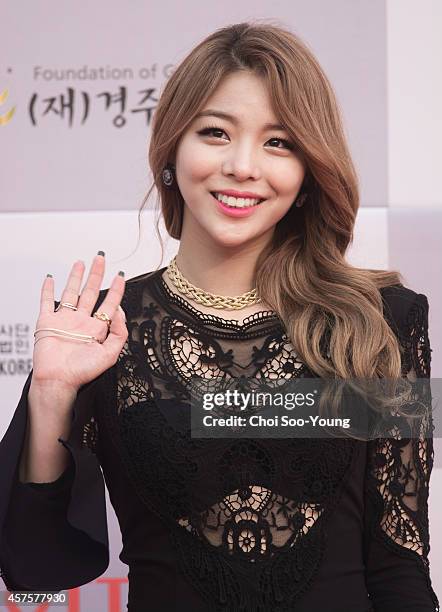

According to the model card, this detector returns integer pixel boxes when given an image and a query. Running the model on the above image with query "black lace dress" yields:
[0,268,439,612]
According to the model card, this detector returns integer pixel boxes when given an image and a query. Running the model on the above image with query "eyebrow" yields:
[195,109,287,132]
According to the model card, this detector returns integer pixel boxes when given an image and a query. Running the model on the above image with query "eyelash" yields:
[197,125,295,151]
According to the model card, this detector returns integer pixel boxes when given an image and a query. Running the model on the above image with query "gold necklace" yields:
[166,256,261,310]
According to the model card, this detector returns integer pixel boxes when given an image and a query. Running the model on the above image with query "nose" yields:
[222,143,262,181]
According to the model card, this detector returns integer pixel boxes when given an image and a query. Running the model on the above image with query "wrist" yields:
[29,378,79,408]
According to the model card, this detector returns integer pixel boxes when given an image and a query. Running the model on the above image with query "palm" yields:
[31,255,127,394]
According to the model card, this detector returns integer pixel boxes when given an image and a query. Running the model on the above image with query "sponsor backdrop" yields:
[1,0,441,609]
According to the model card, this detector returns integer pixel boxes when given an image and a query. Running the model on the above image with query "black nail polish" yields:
[97,250,105,256]
[46,273,53,278]
[118,270,125,277]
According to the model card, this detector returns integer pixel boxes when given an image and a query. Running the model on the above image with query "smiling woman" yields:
[0,19,439,612]
[175,71,305,239]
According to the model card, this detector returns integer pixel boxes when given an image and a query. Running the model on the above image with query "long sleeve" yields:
[364,290,439,611]
[0,294,110,592]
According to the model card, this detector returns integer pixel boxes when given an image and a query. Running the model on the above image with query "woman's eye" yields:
[267,137,295,150]
[197,126,294,150]
[197,126,227,139]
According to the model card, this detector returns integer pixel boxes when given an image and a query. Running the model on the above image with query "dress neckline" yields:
[148,266,284,332]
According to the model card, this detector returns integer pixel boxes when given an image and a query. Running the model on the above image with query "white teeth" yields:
[214,192,262,208]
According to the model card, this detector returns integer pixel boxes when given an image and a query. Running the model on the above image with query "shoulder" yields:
[126,269,163,285]
[379,284,429,337]
[92,268,164,318]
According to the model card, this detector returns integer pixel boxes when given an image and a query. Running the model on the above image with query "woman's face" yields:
[174,70,306,250]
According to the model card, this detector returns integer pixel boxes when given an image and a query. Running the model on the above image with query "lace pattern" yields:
[82,416,99,453]
[365,292,438,609]
[98,270,357,611]
[93,273,437,611]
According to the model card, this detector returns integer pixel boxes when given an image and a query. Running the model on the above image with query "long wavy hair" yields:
[137,20,408,386]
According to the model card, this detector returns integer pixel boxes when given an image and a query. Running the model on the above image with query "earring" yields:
[295,192,307,208]
[162,163,176,189]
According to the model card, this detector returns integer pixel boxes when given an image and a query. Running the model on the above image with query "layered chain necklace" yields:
[166,255,261,310]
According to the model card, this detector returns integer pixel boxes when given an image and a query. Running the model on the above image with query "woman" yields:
[0,21,439,612]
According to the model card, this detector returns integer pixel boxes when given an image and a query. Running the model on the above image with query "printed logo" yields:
[0,88,15,126]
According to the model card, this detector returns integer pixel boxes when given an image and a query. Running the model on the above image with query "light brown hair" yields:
[138,20,406,382]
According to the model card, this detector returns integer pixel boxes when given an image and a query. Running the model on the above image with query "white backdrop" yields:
[1,1,441,610]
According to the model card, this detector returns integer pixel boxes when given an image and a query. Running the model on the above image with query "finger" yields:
[40,274,55,315]
[77,253,106,314]
[101,304,129,365]
[59,260,86,308]
[118,305,126,321]
[92,272,125,325]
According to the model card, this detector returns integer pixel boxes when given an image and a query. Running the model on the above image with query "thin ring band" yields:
[34,327,96,339]
[55,302,78,312]
[34,327,103,344]
[34,334,101,345]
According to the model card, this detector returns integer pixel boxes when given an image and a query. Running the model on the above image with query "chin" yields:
[210,237,246,248]
[208,233,259,249]
[208,223,255,247]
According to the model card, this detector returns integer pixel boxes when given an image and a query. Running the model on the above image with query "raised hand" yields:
[31,252,128,396]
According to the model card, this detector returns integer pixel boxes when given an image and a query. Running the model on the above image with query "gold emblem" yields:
[0,88,16,126]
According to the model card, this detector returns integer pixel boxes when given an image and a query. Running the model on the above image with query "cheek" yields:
[267,199,295,224]
[271,161,305,196]
[176,138,216,182]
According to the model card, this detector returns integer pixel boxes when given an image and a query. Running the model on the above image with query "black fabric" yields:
[0,269,438,612]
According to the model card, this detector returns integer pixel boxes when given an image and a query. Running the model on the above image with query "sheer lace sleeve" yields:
[0,293,110,592]
[364,289,439,611]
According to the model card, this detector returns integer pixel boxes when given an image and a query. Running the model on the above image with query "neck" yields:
[174,233,272,297]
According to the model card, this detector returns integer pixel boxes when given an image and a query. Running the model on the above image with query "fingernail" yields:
[46,273,53,278]
[118,270,125,277]
[97,250,105,256]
